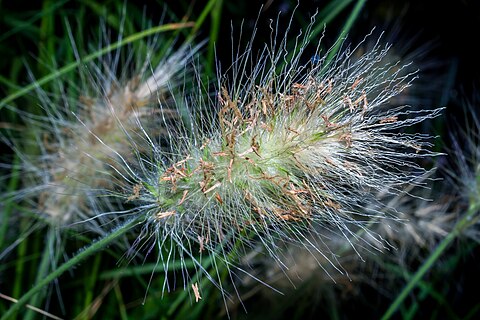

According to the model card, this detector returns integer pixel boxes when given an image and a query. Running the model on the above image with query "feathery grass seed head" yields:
[120,22,443,294]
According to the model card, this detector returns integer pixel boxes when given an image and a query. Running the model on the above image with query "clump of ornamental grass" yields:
[0,17,444,319]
